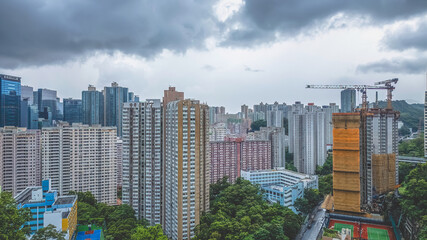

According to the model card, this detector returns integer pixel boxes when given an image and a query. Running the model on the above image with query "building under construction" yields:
[332,108,399,213]
[307,78,400,214]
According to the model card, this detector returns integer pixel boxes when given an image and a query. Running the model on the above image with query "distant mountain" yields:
[378,100,423,131]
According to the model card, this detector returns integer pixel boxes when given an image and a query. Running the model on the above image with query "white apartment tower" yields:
[0,127,41,196]
[122,100,163,224]
[164,99,210,240]
[288,103,328,174]
[42,123,117,204]
[116,138,123,187]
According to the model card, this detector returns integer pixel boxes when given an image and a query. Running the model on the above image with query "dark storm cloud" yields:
[383,19,427,51]
[357,57,427,74]
[221,0,427,46]
[0,0,216,68]
[2,0,427,68]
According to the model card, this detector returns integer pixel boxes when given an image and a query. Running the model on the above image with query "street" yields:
[295,208,327,240]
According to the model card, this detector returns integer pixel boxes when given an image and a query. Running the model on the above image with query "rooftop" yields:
[54,195,77,206]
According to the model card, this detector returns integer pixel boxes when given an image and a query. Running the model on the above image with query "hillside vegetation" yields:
[378,100,423,131]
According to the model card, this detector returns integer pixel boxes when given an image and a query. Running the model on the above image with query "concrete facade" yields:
[42,123,117,204]
[122,100,163,224]
[164,99,210,240]
[0,127,41,196]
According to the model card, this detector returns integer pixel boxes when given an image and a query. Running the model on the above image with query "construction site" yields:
[307,79,402,240]
[308,78,400,214]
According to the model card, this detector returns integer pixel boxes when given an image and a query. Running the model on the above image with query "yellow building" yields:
[44,195,78,240]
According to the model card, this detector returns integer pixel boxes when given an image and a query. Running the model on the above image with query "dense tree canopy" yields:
[399,134,424,158]
[0,191,30,240]
[294,189,322,215]
[316,154,332,176]
[194,178,302,240]
[250,119,267,131]
[285,163,297,172]
[69,191,163,240]
[400,163,427,221]
[32,224,65,240]
[398,162,417,184]
[318,174,333,196]
[399,163,427,239]
[131,225,167,240]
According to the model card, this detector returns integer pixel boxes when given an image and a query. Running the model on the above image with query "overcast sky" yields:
[1,0,426,112]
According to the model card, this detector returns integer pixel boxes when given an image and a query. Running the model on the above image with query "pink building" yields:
[210,137,271,184]
[241,140,271,171]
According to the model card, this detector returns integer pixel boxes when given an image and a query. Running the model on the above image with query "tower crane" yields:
[306,78,398,110]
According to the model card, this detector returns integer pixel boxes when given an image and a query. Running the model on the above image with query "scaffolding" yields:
[332,113,362,213]
[372,154,396,195]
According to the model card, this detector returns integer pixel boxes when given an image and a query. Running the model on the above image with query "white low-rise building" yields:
[241,168,318,213]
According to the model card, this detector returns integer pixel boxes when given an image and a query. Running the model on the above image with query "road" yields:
[295,208,327,240]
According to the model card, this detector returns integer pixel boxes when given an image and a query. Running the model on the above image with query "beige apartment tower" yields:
[163,99,210,240]
[42,123,117,204]
[0,127,41,196]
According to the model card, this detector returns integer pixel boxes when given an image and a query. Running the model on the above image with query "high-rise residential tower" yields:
[104,82,129,136]
[0,74,21,127]
[0,127,41,196]
[82,85,104,125]
[122,100,163,224]
[241,104,248,119]
[42,123,117,204]
[322,103,340,146]
[163,99,210,240]
[288,103,326,174]
[341,89,356,113]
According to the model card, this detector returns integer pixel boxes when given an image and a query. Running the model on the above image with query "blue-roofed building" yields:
[241,168,318,213]
[14,179,77,239]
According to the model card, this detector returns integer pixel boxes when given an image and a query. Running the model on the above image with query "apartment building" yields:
[42,123,117,204]
[163,99,210,240]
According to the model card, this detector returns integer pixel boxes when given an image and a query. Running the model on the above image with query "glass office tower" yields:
[104,82,128,136]
[63,98,82,124]
[0,74,21,127]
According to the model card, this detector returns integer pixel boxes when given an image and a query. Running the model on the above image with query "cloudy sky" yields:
[1,0,426,112]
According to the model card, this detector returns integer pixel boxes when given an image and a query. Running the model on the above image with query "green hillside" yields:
[377,100,423,131]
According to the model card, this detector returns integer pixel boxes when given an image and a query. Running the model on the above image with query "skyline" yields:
[1,0,426,112]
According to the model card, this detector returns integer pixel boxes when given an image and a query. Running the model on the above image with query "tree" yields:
[319,174,333,196]
[398,125,411,136]
[194,178,302,240]
[0,191,31,240]
[105,204,137,240]
[69,191,97,206]
[400,163,427,221]
[250,120,267,131]
[294,189,322,215]
[285,163,297,172]
[32,224,65,240]
[210,177,231,202]
[398,162,417,184]
[131,225,167,240]
[399,134,424,158]
[316,154,332,176]
[294,198,311,215]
